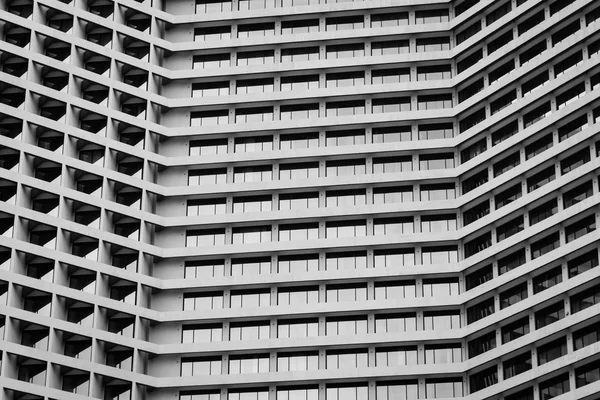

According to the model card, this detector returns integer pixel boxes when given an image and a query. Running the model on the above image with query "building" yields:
[0,0,600,398]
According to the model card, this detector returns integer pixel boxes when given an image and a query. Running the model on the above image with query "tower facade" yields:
[0,0,600,399]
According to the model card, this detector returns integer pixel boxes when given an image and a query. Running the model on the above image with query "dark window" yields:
[575,362,600,388]
[466,264,493,290]
[463,201,490,226]
[492,120,519,145]
[520,40,547,65]
[561,148,590,175]
[586,5,600,25]
[498,249,526,275]
[550,0,575,15]
[539,373,569,400]
[556,82,585,110]
[573,322,600,350]
[464,232,492,258]
[503,352,532,379]
[488,30,513,54]
[467,297,495,324]
[522,70,550,96]
[531,232,560,260]
[469,366,498,393]
[468,330,496,358]
[558,114,588,142]
[456,21,481,45]
[518,10,545,36]
[526,133,553,160]
[487,2,511,25]
[493,152,520,177]
[462,169,488,194]
[459,107,486,132]
[538,337,567,365]
[497,216,524,242]
[554,50,583,77]
[506,387,534,400]
[551,20,580,46]
[502,317,530,344]
[489,60,515,84]
[457,49,483,74]
[495,184,522,209]
[568,250,599,278]
[529,199,558,225]
[455,0,479,16]
[524,102,551,128]
[500,282,528,309]
[527,166,555,192]
[571,285,600,314]
[535,301,565,329]
[461,139,487,163]
[533,266,563,294]
[565,214,596,243]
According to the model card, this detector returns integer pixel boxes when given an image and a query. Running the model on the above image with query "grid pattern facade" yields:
[0,0,600,399]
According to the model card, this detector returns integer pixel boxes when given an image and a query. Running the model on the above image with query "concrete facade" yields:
[0,0,600,399]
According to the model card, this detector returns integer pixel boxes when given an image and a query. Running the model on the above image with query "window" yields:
[424,311,460,330]
[184,260,225,279]
[280,131,319,149]
[374,249,415,268]
[416,37,450,52]
[469,366,498,393]
[576,362,600,388]
[186,229,225,247]
[535,301,565,329]
[468,330,496,357]
[571,285,600,313]
[425,379,463,398]
[372,40,409,56]
[327,159,366,176]
[527,166,555,192]
[281,47,319,63]
[456,21,481,45]
[417,65,452,81]
[236,79,274,96]
[237,50,274,66]
[277,352,318,372]
[326,71,364,88]
[278,192,319,211]
[488,30,513,54]
[228,389,269,400]
[277,254,318,274]
[425,344,461,364]
[232,226,271,244]
[371,12,409,27]
[326,283,367,303]
[554,50,583,78]
[520,40,547,66]
[376,347,418,366]
[566,214,596,243]
[415,9,449,24]
[326,100,365,117]
[489,60,515,83]
[420,154,454,170]
[420,183,456,201]
[557,82,585,110]
[190,110,228,126]
[464,232,492,258]
[559,115,588,142]
[419,123,453,140]
[457,49,483,74]
[529,199,558,226]
[374,217,414,235]
[540,373,569,400]
[181,356,221,376]
[372,126,411,143]
[326,129,365,146]
[278,318,318,338]
[568,250,598,278]
[503,352,532,379]
[506,388,534,400]
[372,97,410,113]
[372,68,411,84]
[230,288,270,308]
[326,220,367,238]
[574,322,600,350]
[326,43,365,59]
[522,71,550,97]
[280,103,319,120]
[326,252,367,270]
[326,348,368,369]
[467,298,494,324]
[463,201,490,226]
[499,249,526,275]
[495,185,522,210]
[487,2,511,25]
[496,216,524,242]
[187,198,226,216]
[326,189,366,207]
[183,291,223,310]
[182,323,222,343]
[181,390,220,400]
[192,81,229,97]
[281,75,319,92]
[233,195,271,214]
[190,139,228,156]
[230,321,270,341]
[229,354,269,374]
[518,10,545,36]
[552,20,580,46]
[326,315,368,335]
[461,139,487,163]
[279,223,318,242]
[462,169,488,194]
[375,280,417,299]
[561,148,590,175]
[231,257,271,276]
[196,0,231,13]
[421,215,457,232]
[238,22,274,37]
[502,317,530,344]
[491,89,517,115]
[188,168,227,186]
[459,108,486,133]
[235,107,273,123]
[376,381,419,400]
[374,186,414,204]
[531,232,560,259]
[280,162,319,180]
[281,19,319,35]
[466,264,493,290]
[375,313,417,333]
[193,53,230,69]
[422,246,458,264]
[326,383,368,400]
[373,156,412,173]
[278,286,318,306]
[194,26,231,41]
[500,282,528,309]
[233,165,272,183]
